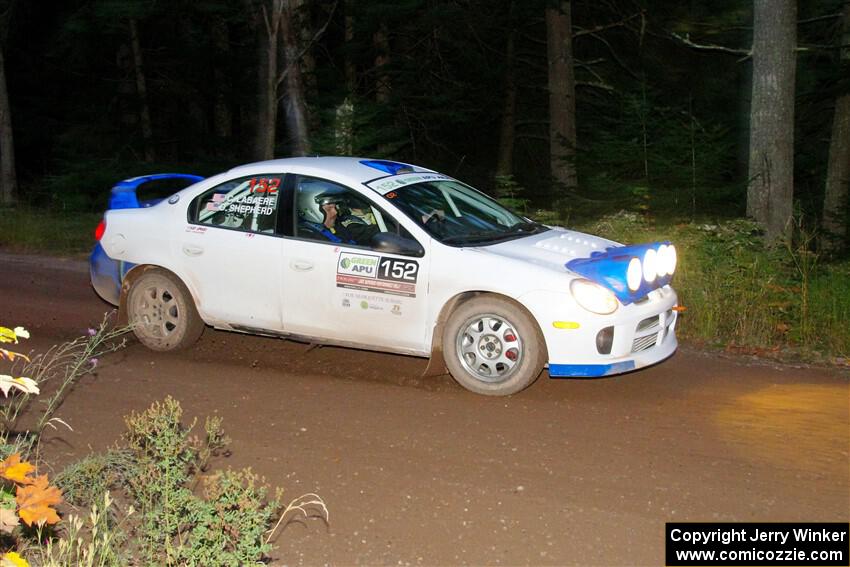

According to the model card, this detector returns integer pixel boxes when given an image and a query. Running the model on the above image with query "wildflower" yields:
[89,357,99,368]
[0,376,40,397]
[87,328,97,337]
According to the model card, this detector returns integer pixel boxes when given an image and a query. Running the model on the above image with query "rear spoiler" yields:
[109,173,205,209]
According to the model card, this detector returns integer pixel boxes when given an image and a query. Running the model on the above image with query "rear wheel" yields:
[127,270,204,351]
[442,296,546,396]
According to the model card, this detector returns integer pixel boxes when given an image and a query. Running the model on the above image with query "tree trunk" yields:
[244,0,281,161]
[374,23,391,106]
[334,3,356,156]
[746,0,796,244]
[546,0,577,192]
[129,18,155,163]
[280,0,311,156]
[0,44,16,206]
[496,1,517,179]
[820,5,850,253]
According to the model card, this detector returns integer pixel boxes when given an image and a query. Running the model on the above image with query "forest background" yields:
[0,0,848,359]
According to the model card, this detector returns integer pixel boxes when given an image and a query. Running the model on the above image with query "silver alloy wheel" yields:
[131,282,182,340]
[455,313,523,383]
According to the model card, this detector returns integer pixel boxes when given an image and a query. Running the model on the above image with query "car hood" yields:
[474,227,620,275]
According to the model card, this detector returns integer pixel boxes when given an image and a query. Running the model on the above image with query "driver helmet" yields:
[297,182,349,224]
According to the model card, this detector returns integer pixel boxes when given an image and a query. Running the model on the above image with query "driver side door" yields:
[281,175,431,354]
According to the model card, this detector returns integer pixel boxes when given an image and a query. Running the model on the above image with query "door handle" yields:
[183,245,204,257]
[290,260,314,272]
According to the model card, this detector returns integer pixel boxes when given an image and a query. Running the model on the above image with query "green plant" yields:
[120,397,327,566]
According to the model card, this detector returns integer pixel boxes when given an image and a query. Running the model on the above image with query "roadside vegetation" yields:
[0,323,327,565]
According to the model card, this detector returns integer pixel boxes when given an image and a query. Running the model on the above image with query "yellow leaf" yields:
[0,454,35,485]
[15,475,62,527]
[0,328,16,344]
[0,552,29,567]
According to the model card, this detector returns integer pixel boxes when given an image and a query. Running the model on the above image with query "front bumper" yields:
[519,285,679,378]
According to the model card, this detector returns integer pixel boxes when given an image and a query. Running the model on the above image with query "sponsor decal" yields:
[336,253,419,297]
[391,304,401,316]
[342,298,350,308]
[185,225,207,233]
[168,194,180,204]
[360,301,368,309]
[366,173,452,195]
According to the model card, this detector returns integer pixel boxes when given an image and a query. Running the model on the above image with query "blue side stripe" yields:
[548,360,636,378]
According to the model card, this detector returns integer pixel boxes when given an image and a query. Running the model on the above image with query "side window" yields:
[293,175,415,247]
[192,175,282,234]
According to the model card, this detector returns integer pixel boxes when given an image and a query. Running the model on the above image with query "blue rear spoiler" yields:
[109,173,204,209]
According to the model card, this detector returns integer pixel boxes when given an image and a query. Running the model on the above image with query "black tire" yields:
[442,295,546,396]
[127,269,204,351]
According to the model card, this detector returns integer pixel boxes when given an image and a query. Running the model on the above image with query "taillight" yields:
[94,219,106,241]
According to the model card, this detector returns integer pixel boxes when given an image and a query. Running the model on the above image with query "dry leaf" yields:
[0,454,34,485]
[15,475,62,526]
[0,508,18,534]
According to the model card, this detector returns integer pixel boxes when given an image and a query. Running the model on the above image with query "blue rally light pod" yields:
[566,241,674,305]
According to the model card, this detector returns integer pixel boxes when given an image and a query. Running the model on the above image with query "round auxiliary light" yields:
[668,244,677,275]
[627,257,642,291]
[643,247,657,283]
[657,244,669,277]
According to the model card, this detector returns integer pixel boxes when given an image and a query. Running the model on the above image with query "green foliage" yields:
[0,208,102,255]
[177,469,279,566]
[118,396,316,566]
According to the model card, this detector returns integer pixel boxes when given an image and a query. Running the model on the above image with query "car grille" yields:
[632,333,658,352]
[636,315,660,332]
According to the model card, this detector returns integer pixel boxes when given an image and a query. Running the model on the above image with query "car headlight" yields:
[627,257,642,291]
[642,248,657,283]
[570,278,619,315]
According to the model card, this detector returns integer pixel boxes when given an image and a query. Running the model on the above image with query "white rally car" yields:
[91,157,678,395]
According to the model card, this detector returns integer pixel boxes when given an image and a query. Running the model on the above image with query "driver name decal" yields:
[336,252,418,297]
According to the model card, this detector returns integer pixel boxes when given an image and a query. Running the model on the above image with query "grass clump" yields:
[0,208,102,256]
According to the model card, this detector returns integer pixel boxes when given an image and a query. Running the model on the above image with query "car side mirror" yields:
[370,232,425,257]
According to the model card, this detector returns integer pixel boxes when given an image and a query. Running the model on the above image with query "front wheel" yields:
[442,296,546,396]
[127,270,204,352]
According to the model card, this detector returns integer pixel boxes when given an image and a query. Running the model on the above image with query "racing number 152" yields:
[378,258,418,283]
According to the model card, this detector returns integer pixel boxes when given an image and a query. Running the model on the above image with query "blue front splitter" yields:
[548,360,636,378]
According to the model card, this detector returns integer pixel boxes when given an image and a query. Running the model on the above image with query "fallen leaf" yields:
[0,454,34,485]
[0,507,18,534]
[16,475,62,526]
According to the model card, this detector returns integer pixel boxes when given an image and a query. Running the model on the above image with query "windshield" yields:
[382,180,548,245]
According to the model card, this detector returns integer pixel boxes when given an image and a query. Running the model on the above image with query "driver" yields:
[299,191,378,245]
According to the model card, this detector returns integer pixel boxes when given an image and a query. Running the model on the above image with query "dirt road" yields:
[2,252,848,566]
